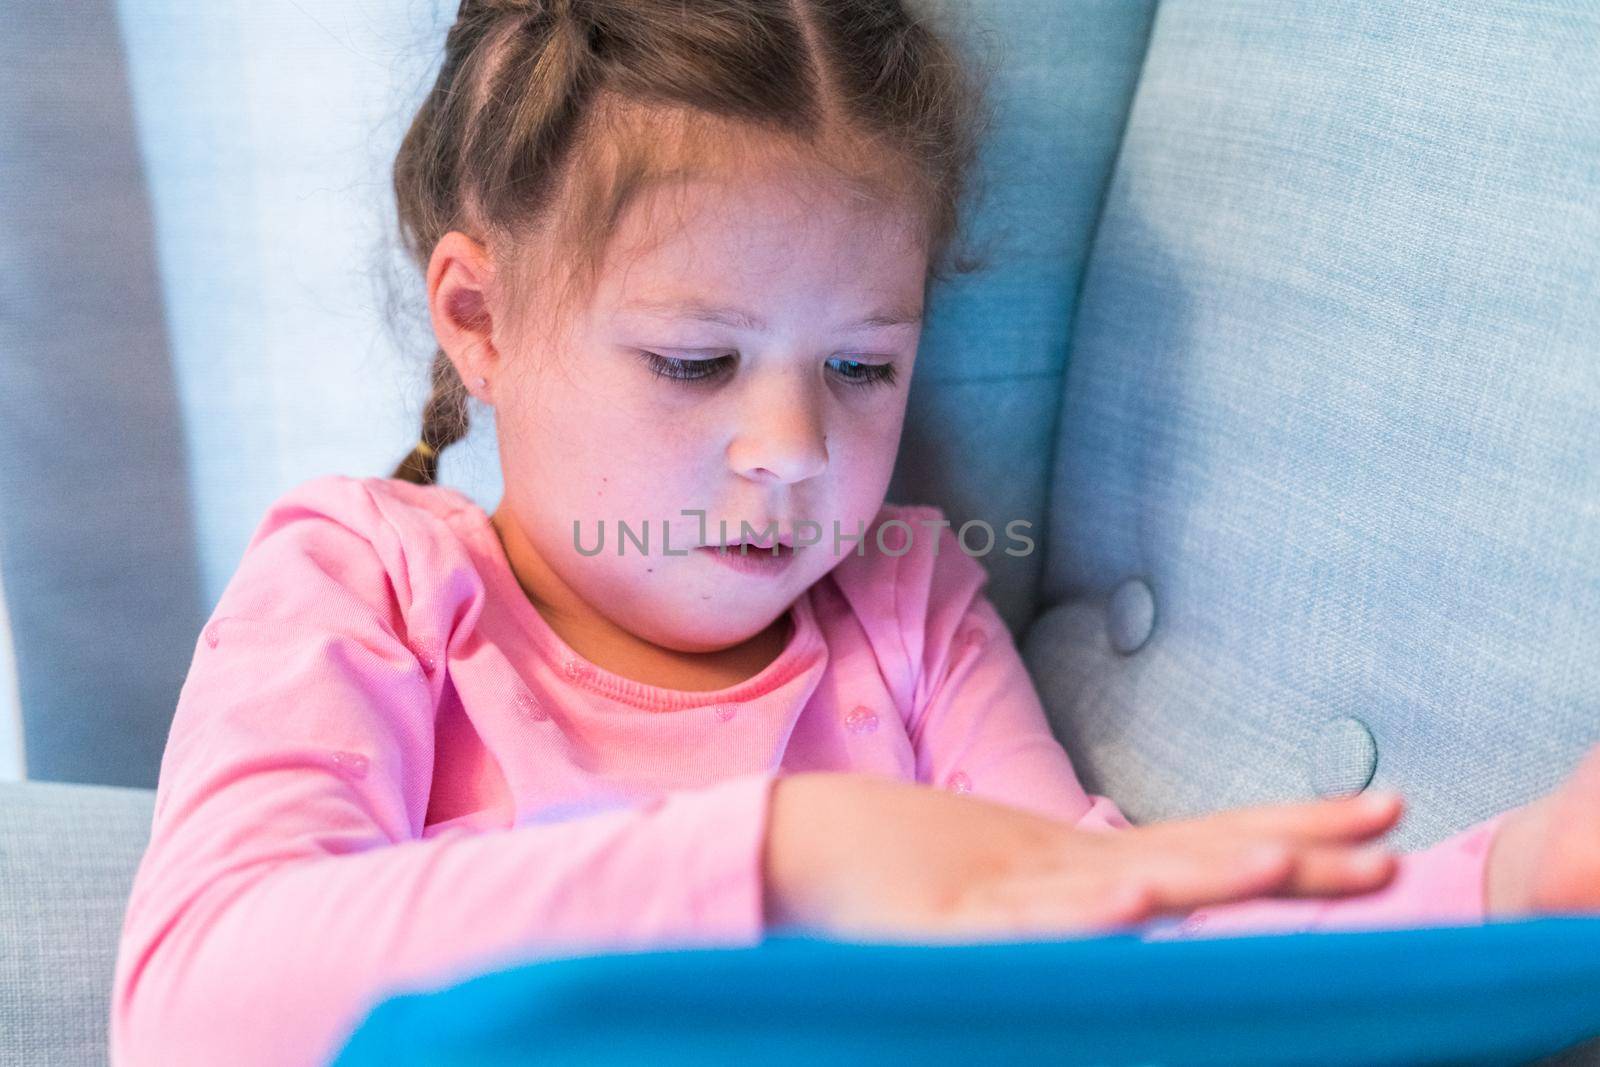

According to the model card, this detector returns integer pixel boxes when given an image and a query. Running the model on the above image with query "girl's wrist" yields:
[1485,796,1552,919]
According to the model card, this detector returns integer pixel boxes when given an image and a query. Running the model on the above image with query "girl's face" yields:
[432,158,929,664]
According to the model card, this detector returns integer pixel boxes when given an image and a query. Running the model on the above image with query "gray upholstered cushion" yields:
[0,781,155,1066]
[1029,0,1600,849]
[888,0,1159,635]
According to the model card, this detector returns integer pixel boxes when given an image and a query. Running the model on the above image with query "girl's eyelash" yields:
[831,357,899,388]
[638,352,729,384]
[637,352,898,389]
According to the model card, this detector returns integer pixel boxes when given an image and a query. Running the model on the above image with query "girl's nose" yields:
[726,383,829,485]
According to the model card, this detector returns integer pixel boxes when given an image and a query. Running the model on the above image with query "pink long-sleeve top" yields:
[109,474,1514,1066]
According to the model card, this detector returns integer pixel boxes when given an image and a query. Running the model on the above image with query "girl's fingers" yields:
[979,839,1296,928]
[1266,842,1399,899]
[1088,832,1402,917]
[932,840,1396,942]
[1112,842,1297,918]
[978,848,1294,936]
[1115,838,1401,919]
[1157,790,1405,847]
[926,810,1406,942]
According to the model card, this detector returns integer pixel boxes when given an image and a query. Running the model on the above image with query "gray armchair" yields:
[2,1,1597,1064]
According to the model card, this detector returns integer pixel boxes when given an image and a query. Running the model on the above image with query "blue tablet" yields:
[333,915,1600,1066]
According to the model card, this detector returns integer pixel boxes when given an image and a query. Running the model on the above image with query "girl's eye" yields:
[826,357,898,389]
[637,351,898,390]
[637,352,731,383]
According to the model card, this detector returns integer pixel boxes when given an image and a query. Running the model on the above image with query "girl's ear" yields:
[427,230,502,394]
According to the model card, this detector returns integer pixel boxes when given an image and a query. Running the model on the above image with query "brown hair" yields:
[388,0,997,486]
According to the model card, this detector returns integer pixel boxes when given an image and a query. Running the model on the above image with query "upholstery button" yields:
[330,750,369,779]
[948,770,972,794]
[202,619,222,649]
[715,704,737,723]
[1306,716,1379,798]
[1107,578,1156,655]
[516,688,551,722]
[959,625,989,654]
[844,705,879,735]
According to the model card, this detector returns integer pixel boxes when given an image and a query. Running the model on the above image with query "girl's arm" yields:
[904,539,1515,942]
[111,484,777,1067]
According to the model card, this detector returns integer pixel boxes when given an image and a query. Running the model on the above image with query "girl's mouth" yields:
[696,542,799,576]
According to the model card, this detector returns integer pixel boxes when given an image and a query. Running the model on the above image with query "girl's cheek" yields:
[636,404,721,460]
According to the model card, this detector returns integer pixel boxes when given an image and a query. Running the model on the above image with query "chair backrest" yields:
[1025,0,1600,850]
[0,0,1154,787]
[1,2,465,786]
[887,0,1160,634]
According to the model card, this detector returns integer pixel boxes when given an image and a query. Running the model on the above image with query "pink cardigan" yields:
[110,474,1512,1065]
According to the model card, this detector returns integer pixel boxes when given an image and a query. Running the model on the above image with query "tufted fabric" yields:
[887,0,1159,635]
[0,781,154,1067]
[1028,0,1600,850]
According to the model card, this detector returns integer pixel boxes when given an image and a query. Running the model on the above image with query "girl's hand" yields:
[1487,741,1600,918]
[762,771,1407,943]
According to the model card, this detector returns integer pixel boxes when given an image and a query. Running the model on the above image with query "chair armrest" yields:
[0,779,155,1066]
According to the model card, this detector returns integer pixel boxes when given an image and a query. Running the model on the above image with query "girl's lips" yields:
[696,543,799,576]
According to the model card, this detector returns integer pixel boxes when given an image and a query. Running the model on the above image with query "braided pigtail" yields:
[390,349,473,485]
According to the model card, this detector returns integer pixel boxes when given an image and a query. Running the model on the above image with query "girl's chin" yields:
[617,577,798,647]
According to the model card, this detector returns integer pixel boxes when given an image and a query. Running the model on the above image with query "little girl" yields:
[110,1,1600,1064]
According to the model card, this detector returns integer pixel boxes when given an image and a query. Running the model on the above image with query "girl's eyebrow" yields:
[616,299,923,333]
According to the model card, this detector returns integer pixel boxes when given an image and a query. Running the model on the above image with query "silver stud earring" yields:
[475,376,487,388]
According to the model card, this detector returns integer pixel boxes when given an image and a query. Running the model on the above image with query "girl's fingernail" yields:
[1361,790,1400,811]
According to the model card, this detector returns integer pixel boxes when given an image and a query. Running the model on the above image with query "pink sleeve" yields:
[902,519,1133,832]
[110,479,777,1067]
[901,519,1515,942]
